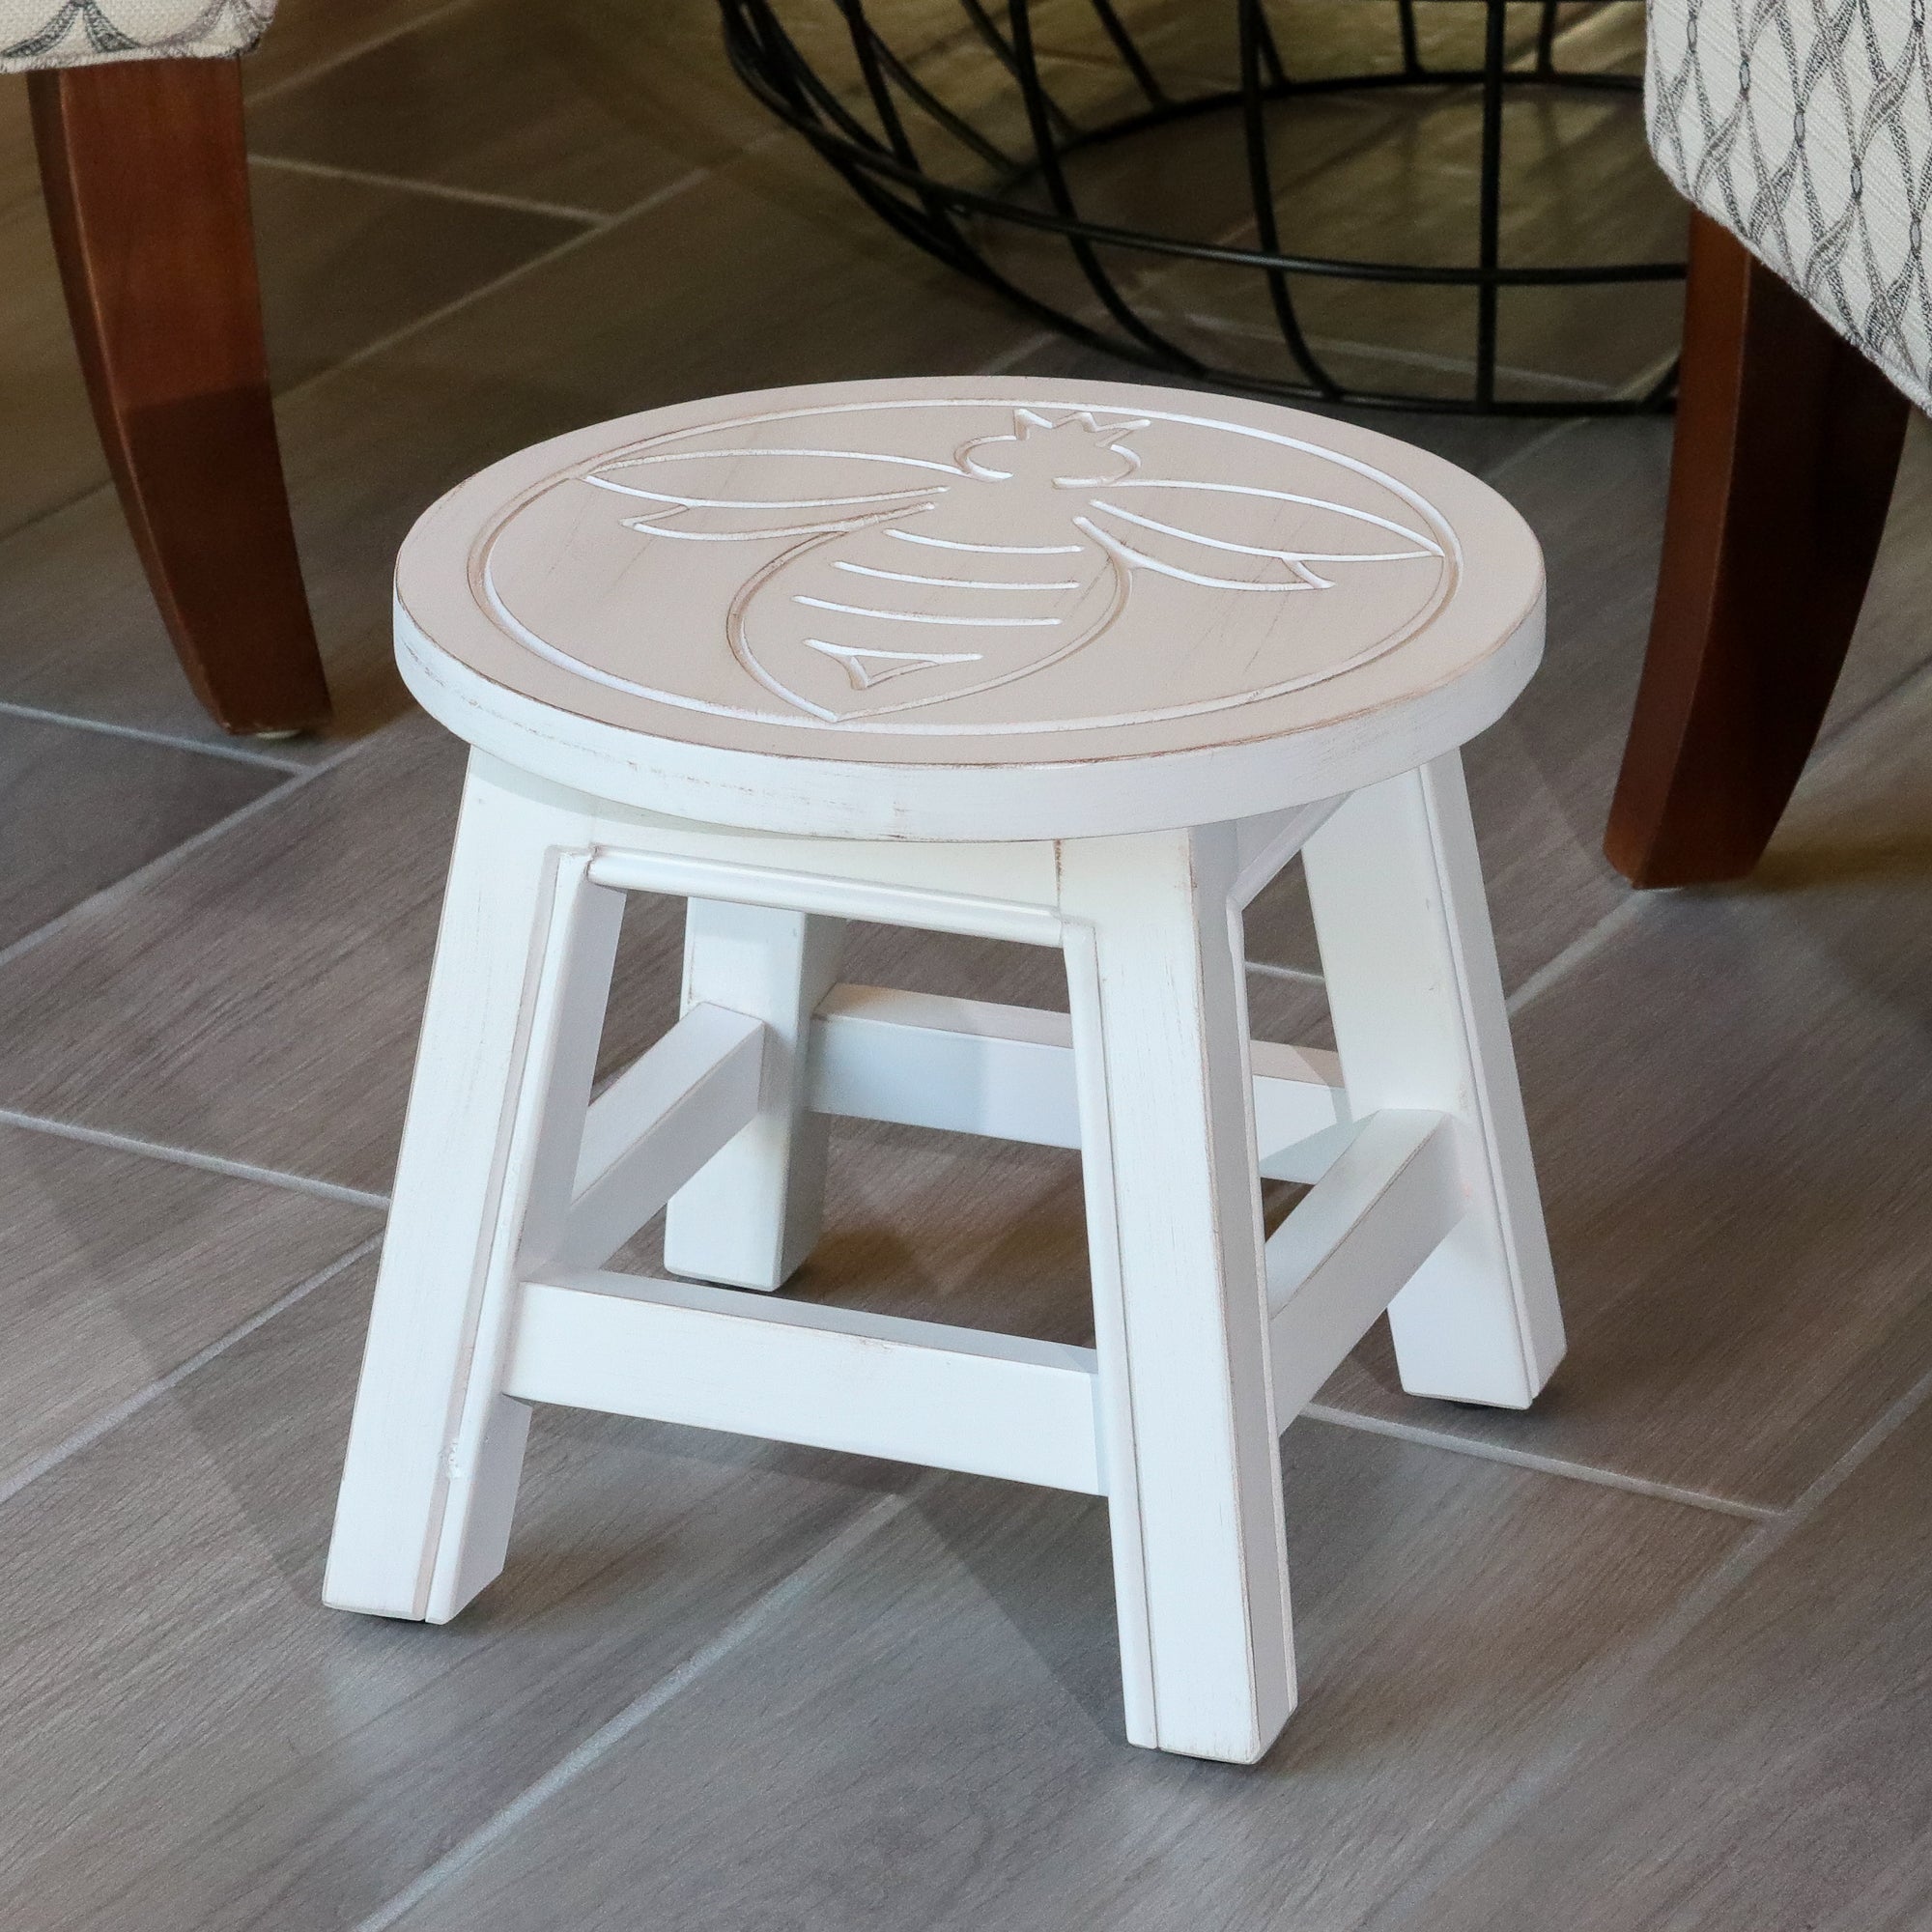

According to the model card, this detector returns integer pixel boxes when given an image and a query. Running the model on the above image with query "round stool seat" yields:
[396,376,1544,840]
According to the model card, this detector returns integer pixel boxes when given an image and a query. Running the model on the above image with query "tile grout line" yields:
[274,164,714,393]
[1504,889,1647,1016]
[1478,411,1591,487]
[1362,1358,1932,1930]
[1151,311,1618,398]
[353,1491,914,1932]
[1614,344,1683,402]
[0,149,724,570]
[1299,1403,1778,1521]
[0,757,331,980]
[0,698,310,773]
[976,327,1065,375]
[0,1234,382,1515]
[246,0,485,103]
[0,1106,390,1210]
[248,151,608,227]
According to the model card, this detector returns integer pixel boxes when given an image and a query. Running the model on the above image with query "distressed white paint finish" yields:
[395,375,1544,839]
[1301,754,1565,1406]
[585,844,1062,945]
[327,374,1562,1765]
[1230,796,1348,907]
[808,984,1348,1182]
[561,1003,766,1270]
[324,755,624,1622]
[327,767,1557,1750]
[1266,1109,1464,1418]
[1060,825,1295,1763]
[662,901,845,1293]
[508,1269,1102,1494]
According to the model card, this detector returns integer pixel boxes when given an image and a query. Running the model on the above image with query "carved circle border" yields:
[468,397,1463,738]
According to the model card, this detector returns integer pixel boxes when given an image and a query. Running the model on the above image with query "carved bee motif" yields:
[582,409,1446,724]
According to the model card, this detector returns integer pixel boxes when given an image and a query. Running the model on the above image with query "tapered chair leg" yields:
[1062,825,1295,1763]
[1605,212,1909,888]
[1302,753,1565,1408]
[30,55,331,736]
[325,755,622,1623]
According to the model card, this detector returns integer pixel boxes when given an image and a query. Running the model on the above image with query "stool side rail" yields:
[558,981,1360,1272]
[586,847,1064,947]
[810,983,1350,1180]
[1266,1108,1465,1417]
[506,1266,1105,1494]
[563,1002,767,1268]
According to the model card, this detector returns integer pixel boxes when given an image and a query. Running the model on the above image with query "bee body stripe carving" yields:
[551,406,1453,726]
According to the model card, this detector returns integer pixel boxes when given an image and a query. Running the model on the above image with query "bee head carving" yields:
[954,408,1151,489]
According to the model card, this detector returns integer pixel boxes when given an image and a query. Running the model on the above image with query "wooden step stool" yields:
[324,377,1564,1764]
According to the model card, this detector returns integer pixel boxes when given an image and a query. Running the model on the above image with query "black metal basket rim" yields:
[734,59,1682,289]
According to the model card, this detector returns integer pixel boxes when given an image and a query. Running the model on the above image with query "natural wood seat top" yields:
[395,377,1544,839]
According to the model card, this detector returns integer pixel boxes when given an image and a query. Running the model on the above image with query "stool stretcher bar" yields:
[507,1266,1106,1493]
[1265,1109,1463,1418]
[808,985,1352,1183]
[562,983,1360,1273]
[565,1002,767,1268]
[529,1107,1463,1494]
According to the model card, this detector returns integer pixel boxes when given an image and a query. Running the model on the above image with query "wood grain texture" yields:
[1009,0,1676,404]
[30,57,332,735]
[0,140,1042,752]
[1606,212,1912,887]
[1371,1393,1932,1932]
[0,192,99,538]
[0,141,580,548]
[0,710,279,950]
[0,717,687,1192]
[236,0,462,95]
[1323,660,1932,1506]
[1031,0,1629,92]
[244,0,781,213]
[373,1429,1740,1932]
[0,1255,900,1932]
[0,1124,373,1491]
[1133,94,1683,403]
[0,76,36,217]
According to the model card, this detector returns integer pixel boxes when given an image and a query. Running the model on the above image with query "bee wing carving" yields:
[584,445,957,542]
[1076,479,1444,591]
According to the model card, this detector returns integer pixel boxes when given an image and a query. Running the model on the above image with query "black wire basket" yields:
[719,0,1686,414]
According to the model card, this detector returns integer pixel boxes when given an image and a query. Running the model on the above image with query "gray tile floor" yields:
[3,2,1931,1924]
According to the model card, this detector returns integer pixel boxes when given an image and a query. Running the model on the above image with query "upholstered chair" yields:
[1607,0,1925,884]
[5,1,330,732]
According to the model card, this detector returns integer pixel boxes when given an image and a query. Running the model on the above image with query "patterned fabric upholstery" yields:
[1647,0,1932,413]
[1,0,273,73]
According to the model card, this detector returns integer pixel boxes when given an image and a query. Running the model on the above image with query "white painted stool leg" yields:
[325,753,624,1622]
[1300,753,1564,1407]
[1061,826,1295,1764]
[663,900,846,1292]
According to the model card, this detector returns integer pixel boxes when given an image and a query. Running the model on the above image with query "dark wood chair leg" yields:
[29,56,331,736]
[1605,211,1910,888]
